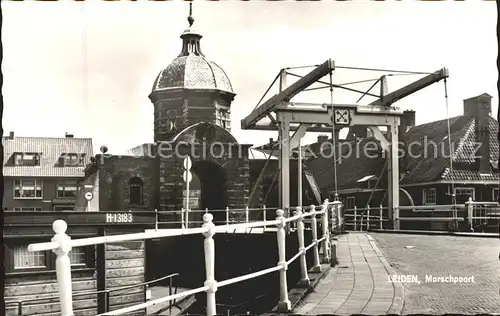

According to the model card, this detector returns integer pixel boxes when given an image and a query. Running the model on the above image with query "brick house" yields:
[305,93,499,212]
[2,132,93,212]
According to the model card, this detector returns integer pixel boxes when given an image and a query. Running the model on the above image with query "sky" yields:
[2,1,498,156]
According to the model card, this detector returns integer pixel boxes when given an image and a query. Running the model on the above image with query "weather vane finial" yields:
[187,1,194,27]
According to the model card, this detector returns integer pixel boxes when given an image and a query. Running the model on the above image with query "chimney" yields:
[401,110,416,133]
[65,132,74,138]
[464,94,492,173]
[317,135,329,143]
[8,131,14,140]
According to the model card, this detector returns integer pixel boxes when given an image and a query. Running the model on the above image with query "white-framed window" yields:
[13,207,42,212]
[217,109,231,130]
[346,196,355,209]
[14,153,40,166]
[57,180,78,198]
[423,188,436,205]
[492,188,499,202]
[13,179,43,199]
[455,187,475,200]
[69,247,87,266]
[13,246,46,269]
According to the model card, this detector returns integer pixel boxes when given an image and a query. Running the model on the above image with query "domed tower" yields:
[149,3,235,142]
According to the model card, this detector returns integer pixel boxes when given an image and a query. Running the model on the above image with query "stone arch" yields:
[170,122,238,144]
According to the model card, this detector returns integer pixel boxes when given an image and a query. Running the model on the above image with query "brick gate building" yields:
[76,11,251,224]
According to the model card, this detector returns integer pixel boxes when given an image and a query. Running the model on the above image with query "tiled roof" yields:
[2,136,93,178]
[306,114,499,191]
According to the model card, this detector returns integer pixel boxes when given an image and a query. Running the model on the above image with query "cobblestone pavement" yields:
[370,233,500,314]
[295,233,404,315]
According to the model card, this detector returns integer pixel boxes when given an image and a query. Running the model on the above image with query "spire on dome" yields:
[179,1,204,57]
[188,1,194,27]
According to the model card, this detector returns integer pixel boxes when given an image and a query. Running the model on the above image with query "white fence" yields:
[343,197,500,232]
[27,200,343,316]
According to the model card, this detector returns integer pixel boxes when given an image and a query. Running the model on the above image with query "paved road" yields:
[371,233,500,314]
[295,233,404,315]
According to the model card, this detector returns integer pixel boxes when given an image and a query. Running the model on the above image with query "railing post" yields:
[51,220,74,316]
[467,197,473,231]
[225,207,229,226]
[245,206,249,223]
[295,207,310,286]
[379,205,383,229]
[353,206,357,231]
[276,209,291,312]
[367,205,371,231]
[310,204,321,272]
[181,208,185,229]
[263,205,267,232]
[202,213,217,316]
[321,201,330,263]
[154,209,159,231]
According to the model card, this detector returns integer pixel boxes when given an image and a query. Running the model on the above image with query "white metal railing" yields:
[27,199,343,316]
[342,197,500,232]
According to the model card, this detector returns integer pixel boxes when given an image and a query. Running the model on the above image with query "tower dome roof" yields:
[151,3,234,95]
[152,56,234,94]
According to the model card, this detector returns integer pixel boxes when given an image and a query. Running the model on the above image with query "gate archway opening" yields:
[191,160,228,224]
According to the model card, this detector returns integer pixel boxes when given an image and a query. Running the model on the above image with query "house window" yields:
[69,247,87,266]
[129,177,144,205]
[13,179,43,199]
[13,207,42,212]
[54,206,74,212]
[492,188,499,202]
[346,196,355,209]
[14,153,41,166]
[13,246,47,269]
[57,180,78,198]
[5,244,95,273]
[61,154,84,167]
[423,188,437,205]
[455,187,475,200]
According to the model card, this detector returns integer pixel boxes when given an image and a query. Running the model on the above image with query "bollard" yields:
[310,205,321,272]
[52,220,74,316]
[225,207,230,226]
[245,206,249,223]
[321,202,330,263]
[202,213,217,316]
[295,207,310,286]
[330,242,338,267]
[467,197,474,231]
[276,209,291,312]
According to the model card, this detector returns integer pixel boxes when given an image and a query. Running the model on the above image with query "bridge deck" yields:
[295,233,404,315]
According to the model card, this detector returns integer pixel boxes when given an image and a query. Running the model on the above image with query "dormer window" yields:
[61,154,85,167]
[14,153,40,166]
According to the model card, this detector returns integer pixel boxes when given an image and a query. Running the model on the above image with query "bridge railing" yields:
[5,273,180,316]
[343,198,500,232]
[27,199,342,316]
